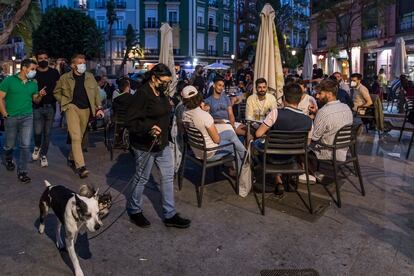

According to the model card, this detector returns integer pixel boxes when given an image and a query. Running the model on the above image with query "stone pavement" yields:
[0,127,413,276]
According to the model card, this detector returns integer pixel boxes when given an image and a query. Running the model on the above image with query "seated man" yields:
[204,76,246,136]
[350,73,373,113]
[245,78,277,122]
[182,86,246,174]
[310,79,353,180]
[255,83,313,195]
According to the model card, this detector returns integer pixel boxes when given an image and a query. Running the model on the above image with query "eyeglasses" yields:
[156,76,172,86]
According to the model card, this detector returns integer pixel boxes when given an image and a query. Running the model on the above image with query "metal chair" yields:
[237,102,246,122]
[315,124,365,208]
[398,98,414,159]
[254,130,312,215]
[178,125,239,207]
[106,106,129,161]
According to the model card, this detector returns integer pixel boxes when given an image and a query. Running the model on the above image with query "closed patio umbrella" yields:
[392,37,408,79]
[159,23,177,97]
[302,43,313,81]
[254,3,284,105]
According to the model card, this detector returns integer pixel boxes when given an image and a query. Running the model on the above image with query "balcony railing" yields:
[197,22,205,28]
[223,51,230,56]
[116,1,126,9]
[168,21,180,26]
[398,19,414,34]
[223,26,230,32]
[318,38,327,48]
[173,49,181,55]
[208,1,218,8]
[362,27,378,40]
[95,1,106,9]
[208,25,219,32]
[144,21,160,28]
[207,50,218,56]
[165,0,181,2]
[112,29,126,36]
[144,48,159,55]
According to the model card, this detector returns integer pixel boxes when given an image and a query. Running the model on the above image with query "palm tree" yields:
[0,0,41,53]
[106,0,117,75]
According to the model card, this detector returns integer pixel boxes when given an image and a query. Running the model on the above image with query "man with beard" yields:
[32,50,61,167]
[309,79,353,181]
[245,78,277,122]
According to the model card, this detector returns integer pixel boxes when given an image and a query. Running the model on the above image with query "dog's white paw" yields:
[75,269,84,276]
[38,224,45,234]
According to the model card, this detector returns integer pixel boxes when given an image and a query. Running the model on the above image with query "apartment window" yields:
[317,24,327,48]
[146,9,157,27]
[96,16,106,30]
[168,10,178,23]
[209,17,214,26]
[116,41,124,58]
[197,7,204,25]
[197,33,205,50]
[145,33,158,49]
[398,0,414,33]
[116,16,124,30]
[223,15,230,31]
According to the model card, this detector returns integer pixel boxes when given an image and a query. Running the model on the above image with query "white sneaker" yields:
[314,171,325,183]
[32,147,40,161]
[298,173,316,184]
[40,156,48,167]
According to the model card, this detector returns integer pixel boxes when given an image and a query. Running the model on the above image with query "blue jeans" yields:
[208,130,246,173]
[3,115,33,173]
[126,145,176,219]
[33,105,55,156]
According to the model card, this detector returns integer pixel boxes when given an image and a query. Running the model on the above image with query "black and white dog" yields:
[38,180,106,276]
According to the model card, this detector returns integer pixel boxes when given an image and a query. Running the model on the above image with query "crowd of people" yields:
[0,53,408,229]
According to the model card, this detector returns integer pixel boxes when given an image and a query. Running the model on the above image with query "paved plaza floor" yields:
[0,127,413,276]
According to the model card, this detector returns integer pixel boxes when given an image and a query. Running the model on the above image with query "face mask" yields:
[350,81,357,88]
[76,64,86,74]
[158,83,169,94]
[38,60,49,69]
[27,70,36,79]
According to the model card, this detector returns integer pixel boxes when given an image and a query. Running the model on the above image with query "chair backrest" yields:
[405,99,414,124]
[264,130,308,156]
[184,125,206,151]
[333,125,354,148]
[238,102,246,121]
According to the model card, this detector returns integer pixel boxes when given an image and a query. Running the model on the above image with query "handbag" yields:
[238,141,252,197]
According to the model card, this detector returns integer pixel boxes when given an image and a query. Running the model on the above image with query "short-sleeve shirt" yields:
[297,94,317,116]
[0,74,38,117]
[263,107,313,138]
[245,93,277,121]
[352,84,370,111]
[204,93,232,120]
[182,107,218,158]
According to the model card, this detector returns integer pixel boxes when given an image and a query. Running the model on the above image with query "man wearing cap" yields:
[181,85,246,174]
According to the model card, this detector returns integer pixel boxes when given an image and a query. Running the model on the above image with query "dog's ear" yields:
[75,195,88,216]
[94,188,99,200]
[79,185,96,198]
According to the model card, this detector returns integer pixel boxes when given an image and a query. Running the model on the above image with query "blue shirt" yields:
[205,93,232,120]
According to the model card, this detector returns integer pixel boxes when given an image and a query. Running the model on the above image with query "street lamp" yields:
[11,56,16,74]
[192,58,198,67]
[291,50,296,56]
[231,54,235,73]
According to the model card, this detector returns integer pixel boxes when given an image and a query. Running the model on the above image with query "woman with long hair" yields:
[126,63,191,229]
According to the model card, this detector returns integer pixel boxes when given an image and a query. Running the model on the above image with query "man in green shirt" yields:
[0,59,46,183]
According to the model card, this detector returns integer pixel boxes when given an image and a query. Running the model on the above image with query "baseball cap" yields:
[181,85,199,99]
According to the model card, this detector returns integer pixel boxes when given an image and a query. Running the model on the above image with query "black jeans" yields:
[33,105,55,156]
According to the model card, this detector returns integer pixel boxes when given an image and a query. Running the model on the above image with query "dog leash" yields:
[89,137,158,240]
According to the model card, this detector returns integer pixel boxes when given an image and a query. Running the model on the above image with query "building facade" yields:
[310,0,414,81]
[280,0,310,49]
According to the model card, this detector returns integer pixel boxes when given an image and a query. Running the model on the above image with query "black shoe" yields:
[17,172,31,183]
[67,159,75,168]
[77,166,89,178]
[163,214,191,229]
[129,212,151,228]
[274,183,285,196]
[4,159,15,171]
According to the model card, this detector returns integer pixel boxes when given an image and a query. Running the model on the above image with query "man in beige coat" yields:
[54,54,104,178]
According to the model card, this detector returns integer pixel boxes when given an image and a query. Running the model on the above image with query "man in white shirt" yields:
[245,78,277,121]
[333,72,351,95]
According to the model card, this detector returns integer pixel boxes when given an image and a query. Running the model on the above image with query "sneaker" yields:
[67,159,75,168]
[77,166,89,178]
[314,171,325,183]
[40,156,48,167]
[32,147,40,161]
[274,183,285,196]
[163,214,191,229]
[298,173,316,184]
[129,212,151,228]
[4,159,15,171]
[17,172,31,183]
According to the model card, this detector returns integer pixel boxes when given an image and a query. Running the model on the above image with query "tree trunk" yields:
[117,50,129,77]
[108,24,113,75]
[346,47,353,77]
[0,0,31,45]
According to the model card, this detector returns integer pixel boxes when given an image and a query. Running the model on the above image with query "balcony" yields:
[112,29,126,36]
[173,49,181,55]
[223,51,230,56]
[398,19,414,34]
[362,27,378,40]
[317,38,327,48]
[223,26,230,32]
[208,25,219,32]
[165,0,181,2]
[144,48,159,55]
[144,21,160,29]
[208,1,218,9]
[73,1,87,9]
[115,1,126,9]
[197,22,205,28]
[207,50,218,56]
[95,1,106,9]
[168,21,180,27]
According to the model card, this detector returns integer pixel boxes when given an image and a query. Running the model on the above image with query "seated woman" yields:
[182,85,246,175]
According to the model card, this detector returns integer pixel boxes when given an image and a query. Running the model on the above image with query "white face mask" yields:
[350,81,357,88]
[76,64,86,74]
[26,70,36,79]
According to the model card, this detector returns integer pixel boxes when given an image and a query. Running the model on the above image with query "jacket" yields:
[53,71,101,115]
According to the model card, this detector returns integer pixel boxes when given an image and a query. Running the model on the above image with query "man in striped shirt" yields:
[310,79,353,179]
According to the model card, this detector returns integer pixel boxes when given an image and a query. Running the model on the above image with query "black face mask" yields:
[158,83,169,94]
[38,60,49,69]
